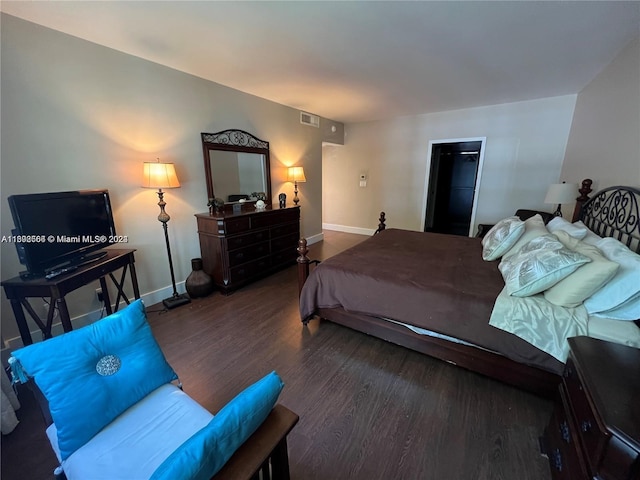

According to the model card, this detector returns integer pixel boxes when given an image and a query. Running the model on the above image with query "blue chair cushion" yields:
[150,371,284,480]
[11,299,178,461]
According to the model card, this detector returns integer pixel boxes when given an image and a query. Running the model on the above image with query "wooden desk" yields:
[1,249,140,345]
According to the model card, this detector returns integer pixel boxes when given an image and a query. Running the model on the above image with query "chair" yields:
[9,300,298,480]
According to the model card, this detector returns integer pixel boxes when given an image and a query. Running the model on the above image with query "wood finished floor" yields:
[1,230,553,480]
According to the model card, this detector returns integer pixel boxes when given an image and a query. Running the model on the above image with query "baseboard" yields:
[322,223,376,236]
[1,282,187,363]
[305,232,324,245]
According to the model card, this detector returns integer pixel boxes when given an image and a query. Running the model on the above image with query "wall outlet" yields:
[95,288,104,303]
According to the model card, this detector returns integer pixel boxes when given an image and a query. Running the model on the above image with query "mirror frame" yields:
[201,129,272,205]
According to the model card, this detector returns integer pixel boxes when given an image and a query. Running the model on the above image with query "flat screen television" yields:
[8,189,117,276]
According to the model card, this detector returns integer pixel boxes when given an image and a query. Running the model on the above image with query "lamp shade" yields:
[287,166,306,183]
[142,162,181,189]
[544,183,577,204]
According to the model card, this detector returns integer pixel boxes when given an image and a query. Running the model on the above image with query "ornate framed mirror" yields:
[201,129,272,205]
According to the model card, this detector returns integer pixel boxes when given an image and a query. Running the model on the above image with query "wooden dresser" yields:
[195,206,300,294]
[543,336,640,480]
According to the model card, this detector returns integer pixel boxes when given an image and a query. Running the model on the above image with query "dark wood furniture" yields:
[296,182,640,397]
[1,249,140,346]
[196,206,300,294]
[542,337,640,480]
[213,404,299,480]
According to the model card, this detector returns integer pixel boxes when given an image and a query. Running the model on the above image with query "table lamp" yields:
[287,166,306,205]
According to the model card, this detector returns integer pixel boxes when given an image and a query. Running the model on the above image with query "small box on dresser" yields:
[542,336,640,480]
[195,205,300,294]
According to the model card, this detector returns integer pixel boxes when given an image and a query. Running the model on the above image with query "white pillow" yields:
[583,237,640,320]
[573,220,602,246]
[498,234,591,297]
[547,217,588,239]
[481,216,525,261]
[588,315,640,348]
[591,291,640,321]
[544,231,620,307]
[502,214,549,259]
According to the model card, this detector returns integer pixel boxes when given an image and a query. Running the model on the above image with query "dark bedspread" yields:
[300,228,563,374]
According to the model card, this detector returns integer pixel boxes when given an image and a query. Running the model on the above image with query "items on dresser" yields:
[542,336,640,480]
[195,206,300,294]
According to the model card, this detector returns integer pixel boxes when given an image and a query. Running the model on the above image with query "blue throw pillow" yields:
[150,371,284,480]
[10,299,177,461]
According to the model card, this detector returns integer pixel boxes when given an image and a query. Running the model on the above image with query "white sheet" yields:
[46,383,213,480]
[587,315,640,349]
[489,287,589,362]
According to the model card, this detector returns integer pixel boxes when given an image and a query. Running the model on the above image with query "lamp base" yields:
[162,293,191,310]
[553,204,563,217]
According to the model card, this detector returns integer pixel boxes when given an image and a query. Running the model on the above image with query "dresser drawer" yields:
[220,217,251,235]
[229,257,270,283]
[271,231,299,253]
[227,241,270,267]
[271,221,299,238]
[563,358,607,473]
[271,248,297,268]
[544,397,587,480]
[227,229,269,250]
[252,209,299,229]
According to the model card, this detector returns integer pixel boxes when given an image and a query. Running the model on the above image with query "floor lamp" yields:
[142,160,191,309]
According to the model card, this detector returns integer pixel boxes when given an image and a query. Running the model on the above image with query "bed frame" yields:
[296,180,640,398]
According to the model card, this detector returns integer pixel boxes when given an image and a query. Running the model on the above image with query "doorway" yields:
[423,139,484,236]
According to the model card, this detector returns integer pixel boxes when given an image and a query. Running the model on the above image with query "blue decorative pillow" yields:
[150,371,284,480]
[10,299,177,461]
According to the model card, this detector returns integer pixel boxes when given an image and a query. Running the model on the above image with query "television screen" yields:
[8,189,117,275]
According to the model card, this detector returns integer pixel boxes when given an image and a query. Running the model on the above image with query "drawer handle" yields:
[551,449,563,472]
[581,420,592,433]
[563,366,573,378]
[559,421,570,443]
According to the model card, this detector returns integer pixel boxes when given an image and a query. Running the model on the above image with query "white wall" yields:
[324,95,577,232]
[0,14,337,348]
[561,36,640,190]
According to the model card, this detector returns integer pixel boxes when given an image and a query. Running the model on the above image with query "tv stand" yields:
[2,249,140,345]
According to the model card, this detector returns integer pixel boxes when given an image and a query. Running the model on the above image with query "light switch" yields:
[359,173,367,187]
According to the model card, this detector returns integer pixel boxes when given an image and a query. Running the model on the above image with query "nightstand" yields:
[542,337,640,480]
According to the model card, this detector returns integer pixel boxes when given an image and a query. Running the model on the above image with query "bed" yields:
[297,180,640,397]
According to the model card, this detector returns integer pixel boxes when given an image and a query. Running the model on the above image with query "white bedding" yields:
[46,383,213,480]
[489,287,589,363]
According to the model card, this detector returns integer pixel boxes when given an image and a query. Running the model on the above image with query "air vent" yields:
[300,111,320,128]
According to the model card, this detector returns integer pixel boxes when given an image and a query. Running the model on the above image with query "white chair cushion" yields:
[47,384,213,480]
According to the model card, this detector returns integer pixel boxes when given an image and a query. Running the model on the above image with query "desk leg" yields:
[56,298,73,333]
[99,276,113,315]
[10,299,33,346]
[129,260,140,299]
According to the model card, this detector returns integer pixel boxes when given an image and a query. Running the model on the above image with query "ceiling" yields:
[2,1,639,124]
